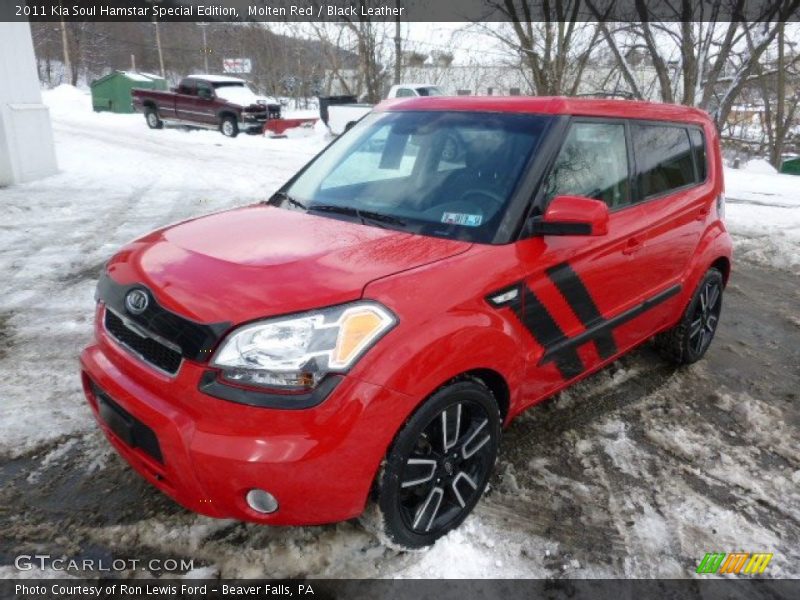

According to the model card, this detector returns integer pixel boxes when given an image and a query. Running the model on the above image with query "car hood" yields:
[105,205,472,324]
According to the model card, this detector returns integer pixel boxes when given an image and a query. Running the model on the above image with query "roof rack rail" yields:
[574,91,637,100]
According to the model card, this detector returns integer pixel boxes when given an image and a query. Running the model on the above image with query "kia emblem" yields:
[125,289,149,315]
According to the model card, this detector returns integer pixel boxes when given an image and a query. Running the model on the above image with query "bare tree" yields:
[481,0,601,96]
[59,17,72,84]
[754,23,800,167]
[309,23,359,96]
[393,1,402,85]
[342,0,390,102]
[309,4,392,102]
[588,0,800,127]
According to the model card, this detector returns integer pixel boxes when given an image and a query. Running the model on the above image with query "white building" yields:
[0,22,58,187]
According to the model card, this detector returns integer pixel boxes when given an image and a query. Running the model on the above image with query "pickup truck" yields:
[323,83,444,135]
[131,74,281,137]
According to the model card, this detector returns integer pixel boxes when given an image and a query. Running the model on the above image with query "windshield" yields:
[282,111,552,243]
[213,82,259,106]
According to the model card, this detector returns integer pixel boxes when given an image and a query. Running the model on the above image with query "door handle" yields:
[622,237,643,255]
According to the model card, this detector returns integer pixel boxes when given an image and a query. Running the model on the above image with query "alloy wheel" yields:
[689,279,721,356]
[397,400,494,535]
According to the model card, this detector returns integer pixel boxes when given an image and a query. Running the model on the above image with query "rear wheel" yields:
[144,108,162,129]
[363,380,501,549]
[655,267,724,364]
[220,115,239,138]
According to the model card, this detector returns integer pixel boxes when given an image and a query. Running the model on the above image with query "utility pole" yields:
[147,0,165,78]
[393,0,402,85]
[153,19,165,77]
[59,13,71,84]
[199,22,210,72]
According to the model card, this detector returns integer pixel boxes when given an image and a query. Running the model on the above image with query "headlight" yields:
[211,302,396,390]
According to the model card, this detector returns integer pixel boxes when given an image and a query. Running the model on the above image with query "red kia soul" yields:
[81,96,731,548]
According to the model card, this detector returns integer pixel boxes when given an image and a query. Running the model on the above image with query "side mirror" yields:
[198,89,213,100]
[530,195,609,236]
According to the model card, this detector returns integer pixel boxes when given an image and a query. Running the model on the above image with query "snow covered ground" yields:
[0,87,798,579]
[725,160,800,271]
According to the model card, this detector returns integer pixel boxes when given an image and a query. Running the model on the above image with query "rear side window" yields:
[395,88,415,98]
[689,128,707,182]
[545,122,631,209]
[632,124,695,198]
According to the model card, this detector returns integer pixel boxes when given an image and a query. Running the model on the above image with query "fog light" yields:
[246,489,278,514]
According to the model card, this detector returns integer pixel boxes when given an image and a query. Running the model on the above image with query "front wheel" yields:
[363,380,501,549]
[655,267,724,364]
[220,115,239,138]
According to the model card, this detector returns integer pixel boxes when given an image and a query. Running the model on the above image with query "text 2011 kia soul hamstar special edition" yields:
[81,96,731,548]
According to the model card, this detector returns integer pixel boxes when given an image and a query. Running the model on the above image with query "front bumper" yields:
[241,114,268,134]
[79,310,410,525]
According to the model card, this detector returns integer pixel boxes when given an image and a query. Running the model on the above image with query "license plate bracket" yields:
[93,386,163,463]
[97,393,135,447]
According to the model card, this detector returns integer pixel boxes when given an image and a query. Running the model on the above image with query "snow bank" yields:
[724,167,800,271]
[42,84,92,116]
[741,158,778,174]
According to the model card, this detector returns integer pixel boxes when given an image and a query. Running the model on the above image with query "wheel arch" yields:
[684,223,733,298]
[217,109,239,121]
[455,368,511,424]
[398,367,512,428]
[710,255,731,286]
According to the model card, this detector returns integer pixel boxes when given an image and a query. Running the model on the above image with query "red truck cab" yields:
[132,74,280,137]
[81,96,731,549]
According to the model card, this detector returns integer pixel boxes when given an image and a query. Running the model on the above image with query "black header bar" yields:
[2,0,799,22]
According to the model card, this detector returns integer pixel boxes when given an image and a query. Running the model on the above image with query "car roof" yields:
[376,96,713,126]
[186,74,245,84]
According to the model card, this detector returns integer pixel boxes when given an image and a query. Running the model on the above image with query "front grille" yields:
[104,309,182,375]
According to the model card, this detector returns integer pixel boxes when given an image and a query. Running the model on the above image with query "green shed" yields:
[90,71,167,113]
[780,156,800,176]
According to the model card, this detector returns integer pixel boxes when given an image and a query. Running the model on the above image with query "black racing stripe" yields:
[539,284,682,366]
[546,262,618,359]
[508,285,584,379]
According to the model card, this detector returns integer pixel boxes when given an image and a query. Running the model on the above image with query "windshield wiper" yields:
[359,210,407,227]
[266,190,306,210]
[309,204,407,229]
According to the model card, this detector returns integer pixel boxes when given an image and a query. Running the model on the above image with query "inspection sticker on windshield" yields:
[441,212,482,227]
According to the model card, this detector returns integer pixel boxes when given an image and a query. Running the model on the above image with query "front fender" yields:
[349,309,526,422]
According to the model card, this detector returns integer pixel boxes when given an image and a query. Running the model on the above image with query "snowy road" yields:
[1,87,798,579]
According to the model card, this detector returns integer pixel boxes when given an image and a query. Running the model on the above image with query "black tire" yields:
[144,107,163,129]
[655,267,724,365]
[362,379,501,549]
[220,115,239,138]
